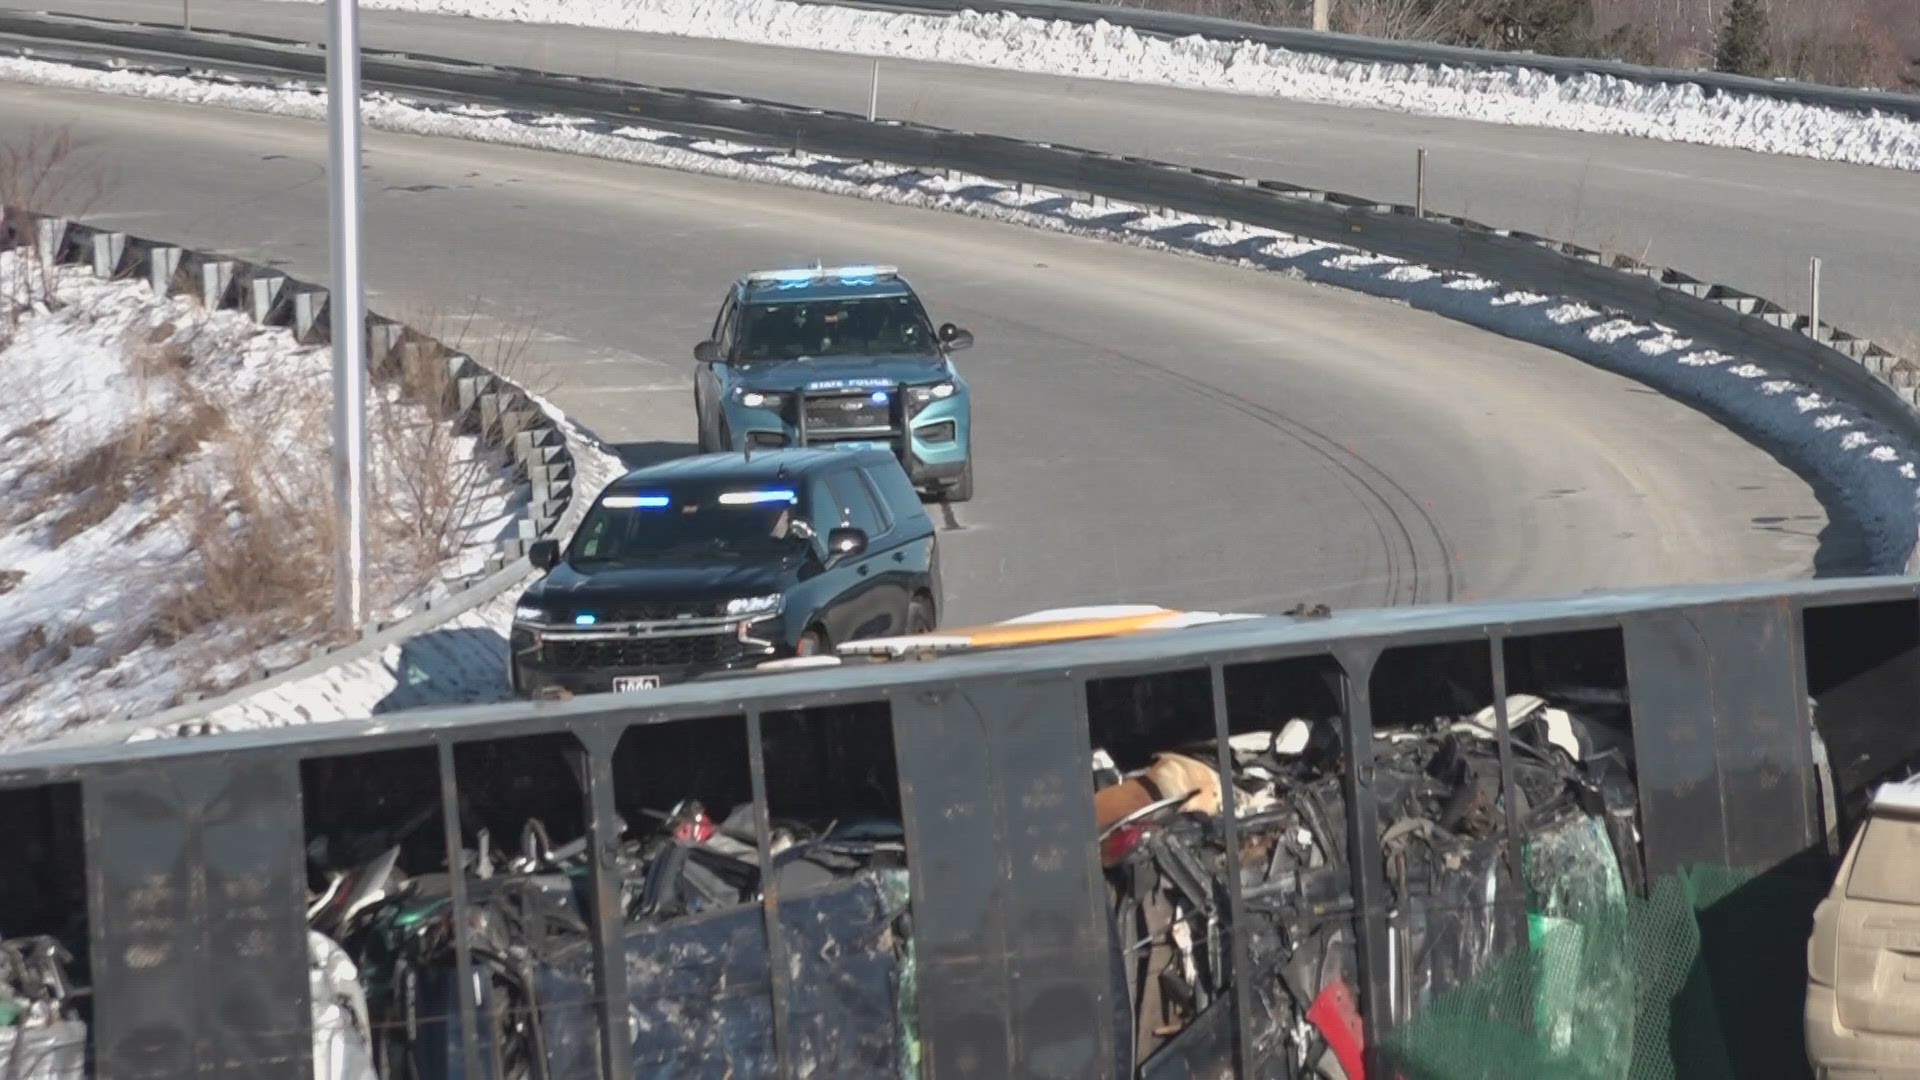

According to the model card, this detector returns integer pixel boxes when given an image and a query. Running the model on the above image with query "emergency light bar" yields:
[745,264,901,286]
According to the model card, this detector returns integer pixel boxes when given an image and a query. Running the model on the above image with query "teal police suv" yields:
[509,447,941,698]
[692,264,976,502]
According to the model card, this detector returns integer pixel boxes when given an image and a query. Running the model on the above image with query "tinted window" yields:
[861,463,928,533]
[715,293,740,356]
[735,295,936,363]
[823,469,888,538]
[568,481,810,564]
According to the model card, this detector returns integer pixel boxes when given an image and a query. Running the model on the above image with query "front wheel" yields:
[795,626,829,657]
[944,459,974,503]
[907,594,936,635]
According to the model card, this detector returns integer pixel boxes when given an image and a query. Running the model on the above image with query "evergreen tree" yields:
[1715,0,1773,77]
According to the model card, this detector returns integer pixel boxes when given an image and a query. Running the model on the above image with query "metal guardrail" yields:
[2,575,1916,1078]
[0,210,594,727]
[789,0,1920,121]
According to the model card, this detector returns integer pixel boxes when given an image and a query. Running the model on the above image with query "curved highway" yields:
[9,0,1916,349]
[0,84,1825,624]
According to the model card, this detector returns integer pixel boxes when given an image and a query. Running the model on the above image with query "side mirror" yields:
[694,340,720,363]
[529,539,560,571]
[826,527,868,562]
[938,324,973,352]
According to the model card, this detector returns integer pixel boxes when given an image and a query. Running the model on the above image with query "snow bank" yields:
[8,53,1914,739]
[262,0,1920,171]
[0,248,519,745]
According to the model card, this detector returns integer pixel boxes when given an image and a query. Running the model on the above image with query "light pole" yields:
[327,0,369,633]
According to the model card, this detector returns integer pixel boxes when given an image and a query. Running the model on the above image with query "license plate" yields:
[824,440,884,452]
[613,675,661,692]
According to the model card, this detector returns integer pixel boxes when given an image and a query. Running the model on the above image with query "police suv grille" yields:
[802,392,893,432]
[567,599,730,622]
[543,634,740,671]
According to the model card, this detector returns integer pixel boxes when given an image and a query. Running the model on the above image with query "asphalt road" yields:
[0,84,1825,624]
[10,0,1916,351]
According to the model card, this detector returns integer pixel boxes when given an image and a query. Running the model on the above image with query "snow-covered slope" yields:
[0,248,518,741]
[262,0,1920,171]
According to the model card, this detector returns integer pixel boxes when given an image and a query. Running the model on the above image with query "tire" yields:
[907,594,936,635]
[945,458,974,503]
[795,626,829,657]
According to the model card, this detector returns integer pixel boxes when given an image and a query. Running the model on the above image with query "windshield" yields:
[736,295,937,363]
[567,482,810,564]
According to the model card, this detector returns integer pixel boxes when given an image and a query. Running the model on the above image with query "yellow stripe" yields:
[952,612,1180,648]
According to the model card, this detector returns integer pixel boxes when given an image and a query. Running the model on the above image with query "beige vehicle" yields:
[1806,775,1920,1079]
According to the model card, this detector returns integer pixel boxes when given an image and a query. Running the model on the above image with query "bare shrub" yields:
[1331,0,1464,41]
[0,126,117,331]
[369,296,553,569]
[153,394,337,651]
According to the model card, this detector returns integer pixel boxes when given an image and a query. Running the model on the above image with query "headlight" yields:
[908,382,956,405]
[735,388,788,410]
[513,604,546,625]
[726,594,784,618]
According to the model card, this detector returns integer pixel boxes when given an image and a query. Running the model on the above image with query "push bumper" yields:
[730,385,968,487]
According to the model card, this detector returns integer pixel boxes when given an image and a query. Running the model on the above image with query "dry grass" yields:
[0,126,116,337]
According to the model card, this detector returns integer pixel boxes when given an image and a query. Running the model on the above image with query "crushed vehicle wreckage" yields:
[278,688,1668,1080]
[0,934,87,1079]
[1,689,1690,1080]
[1092,692,1649,1079]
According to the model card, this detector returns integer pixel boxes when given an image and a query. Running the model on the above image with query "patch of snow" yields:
[259,0,1920,172]
[11,52,1917,738]
[1546,302,1599,325]
[1491,291,1550,307]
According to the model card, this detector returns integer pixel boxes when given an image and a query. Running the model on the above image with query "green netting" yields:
[1380,841,1826,1080]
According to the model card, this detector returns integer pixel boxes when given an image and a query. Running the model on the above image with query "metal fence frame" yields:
[4,575,1914,1078]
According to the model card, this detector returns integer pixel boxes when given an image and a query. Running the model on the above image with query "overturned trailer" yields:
[2,580,1918,1080]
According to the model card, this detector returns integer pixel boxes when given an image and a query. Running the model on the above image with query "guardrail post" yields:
[867,58,879,122]
[1415,148,1426,220]
[1809,256,1822,340]
[1313,0,1329,31]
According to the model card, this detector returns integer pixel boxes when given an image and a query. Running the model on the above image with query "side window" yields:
[823,469,888,538]
[853,467,895,533]
[712,292,737,356]
[806,477,840,540]
[861,464,926,533]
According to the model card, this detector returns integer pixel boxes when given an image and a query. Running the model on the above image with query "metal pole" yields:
[1312,0,1330,32]
[182,0,191,30]
[1415,148,1426,219]
[867,59,879,122]
[327,0,369,633]
[1809,256,1822,339]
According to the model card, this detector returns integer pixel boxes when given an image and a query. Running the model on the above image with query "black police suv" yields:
[509,447,941,697]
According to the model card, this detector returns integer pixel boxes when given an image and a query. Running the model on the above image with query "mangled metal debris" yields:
[0,935,86,1080]
[1091,691,1651,1079]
